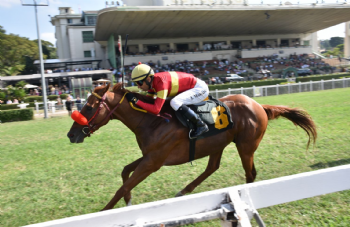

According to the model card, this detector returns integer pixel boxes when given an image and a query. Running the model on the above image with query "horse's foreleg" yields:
[121,157,143,206]
[102,156,162,211]
[176,151,223,197]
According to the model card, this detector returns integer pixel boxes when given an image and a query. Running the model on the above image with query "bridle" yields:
[72,90,171,137]
[80,92,127,137]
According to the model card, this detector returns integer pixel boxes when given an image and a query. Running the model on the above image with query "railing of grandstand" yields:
[209,78,350,99]
[247,0,348,5]
[169,0,348,6]
[242,46,311,51]
[125,49,236,58]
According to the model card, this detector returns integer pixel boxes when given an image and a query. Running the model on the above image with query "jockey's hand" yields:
[126,93,139,105]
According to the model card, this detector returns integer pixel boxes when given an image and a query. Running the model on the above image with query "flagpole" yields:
[118,35,125,89]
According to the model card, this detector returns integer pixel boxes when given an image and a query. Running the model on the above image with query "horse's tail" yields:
[262,105,317,149]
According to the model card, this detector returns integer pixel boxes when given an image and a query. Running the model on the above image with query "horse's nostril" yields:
[68,133,74,138]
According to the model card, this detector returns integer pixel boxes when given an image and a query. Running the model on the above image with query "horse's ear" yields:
[102,83,111,94]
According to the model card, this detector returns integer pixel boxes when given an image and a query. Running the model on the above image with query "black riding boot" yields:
[177,104,209,138]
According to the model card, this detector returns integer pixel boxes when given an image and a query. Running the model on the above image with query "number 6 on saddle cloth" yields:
[176,97,234,140]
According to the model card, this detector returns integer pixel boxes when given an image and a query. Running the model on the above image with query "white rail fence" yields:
[209,78,350,99]
[24,164,350,227]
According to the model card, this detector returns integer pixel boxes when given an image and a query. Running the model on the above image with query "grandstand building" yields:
[50,0,350,70]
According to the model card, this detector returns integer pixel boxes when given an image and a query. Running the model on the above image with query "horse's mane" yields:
[111,82,173,114]
[111,82,155,104]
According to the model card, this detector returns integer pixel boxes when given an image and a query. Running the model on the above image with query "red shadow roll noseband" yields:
[71,111,88,125]
[71,92,125,137]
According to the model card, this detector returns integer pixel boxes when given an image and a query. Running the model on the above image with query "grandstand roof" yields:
[95,4,350,41]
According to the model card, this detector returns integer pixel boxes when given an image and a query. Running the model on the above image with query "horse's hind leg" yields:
[235,141,260,183]
[176,151,223,197]
[121,157,143,206]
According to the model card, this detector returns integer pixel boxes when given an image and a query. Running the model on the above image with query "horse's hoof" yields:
[127,200,132,206]
[175,191,184,197]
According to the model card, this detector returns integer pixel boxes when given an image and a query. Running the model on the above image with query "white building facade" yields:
[50,8,107,69]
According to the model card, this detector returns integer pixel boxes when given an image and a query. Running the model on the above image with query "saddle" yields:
[175,96,234,140]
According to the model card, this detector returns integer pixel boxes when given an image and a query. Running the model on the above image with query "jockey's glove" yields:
[126,93,139,105]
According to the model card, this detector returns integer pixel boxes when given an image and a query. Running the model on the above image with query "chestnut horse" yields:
[67,82,317,210]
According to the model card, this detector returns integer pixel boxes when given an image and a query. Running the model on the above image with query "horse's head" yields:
[67,83,115,143]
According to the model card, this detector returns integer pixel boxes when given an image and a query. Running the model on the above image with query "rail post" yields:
[310,80,312,92]
[288,83,290,94]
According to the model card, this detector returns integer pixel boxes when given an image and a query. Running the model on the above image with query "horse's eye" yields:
[87,106,92,111]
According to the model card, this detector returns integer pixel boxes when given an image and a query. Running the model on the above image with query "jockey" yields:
[126,63,209,138]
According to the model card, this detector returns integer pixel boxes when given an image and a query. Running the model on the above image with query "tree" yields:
[0,25,5,34]
[337,44,344,52]
[33,39,57,59]
[0,31,39,76]
[320,40,331,50]
[0,25,56,76]
[323,43,345,58]
[329,37,344,48]
[1,65,26,76]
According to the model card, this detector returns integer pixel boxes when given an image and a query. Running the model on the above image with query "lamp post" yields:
[21,0,49,118]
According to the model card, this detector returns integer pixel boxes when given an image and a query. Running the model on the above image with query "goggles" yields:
[136,80,144,86]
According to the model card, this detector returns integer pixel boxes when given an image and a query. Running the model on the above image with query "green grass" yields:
[1,88,350,227]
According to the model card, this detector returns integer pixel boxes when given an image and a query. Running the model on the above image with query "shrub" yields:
[24,95,61,102]
[24,96,42,102]
[0,108,33,123]
[296,73,350,82]
[0,104,20,110]
[60,94,68,99]
[0,91,6,100]
[48,95,58,100]
[208,79,288,90]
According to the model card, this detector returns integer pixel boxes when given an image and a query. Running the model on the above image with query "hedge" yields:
[24,95,62,103]
[0,104,20,110]
[208,79,288,90]
[60,94,68,99]
[208,73,350,90]
[24,96,42,102]
[0,108,34,123]
[47,95,59,100]
[295,73,350,83]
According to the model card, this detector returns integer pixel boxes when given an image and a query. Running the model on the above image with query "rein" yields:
[81,92,127,136]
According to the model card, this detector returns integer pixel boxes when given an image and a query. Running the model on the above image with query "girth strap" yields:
[189,137,197,162]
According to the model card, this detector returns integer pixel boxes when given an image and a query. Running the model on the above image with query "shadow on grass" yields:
[310,158,350,170]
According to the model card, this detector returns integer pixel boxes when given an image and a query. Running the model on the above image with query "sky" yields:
[0,0,347,47]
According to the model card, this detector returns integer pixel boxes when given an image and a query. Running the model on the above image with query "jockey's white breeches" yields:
[170,79,209,111]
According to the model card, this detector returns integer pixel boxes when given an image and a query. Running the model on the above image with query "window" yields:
[86,16,97,25]
[82,31,94,43]
[67,19,72,24]
[84,51,92,58]
[303,41,310,46]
